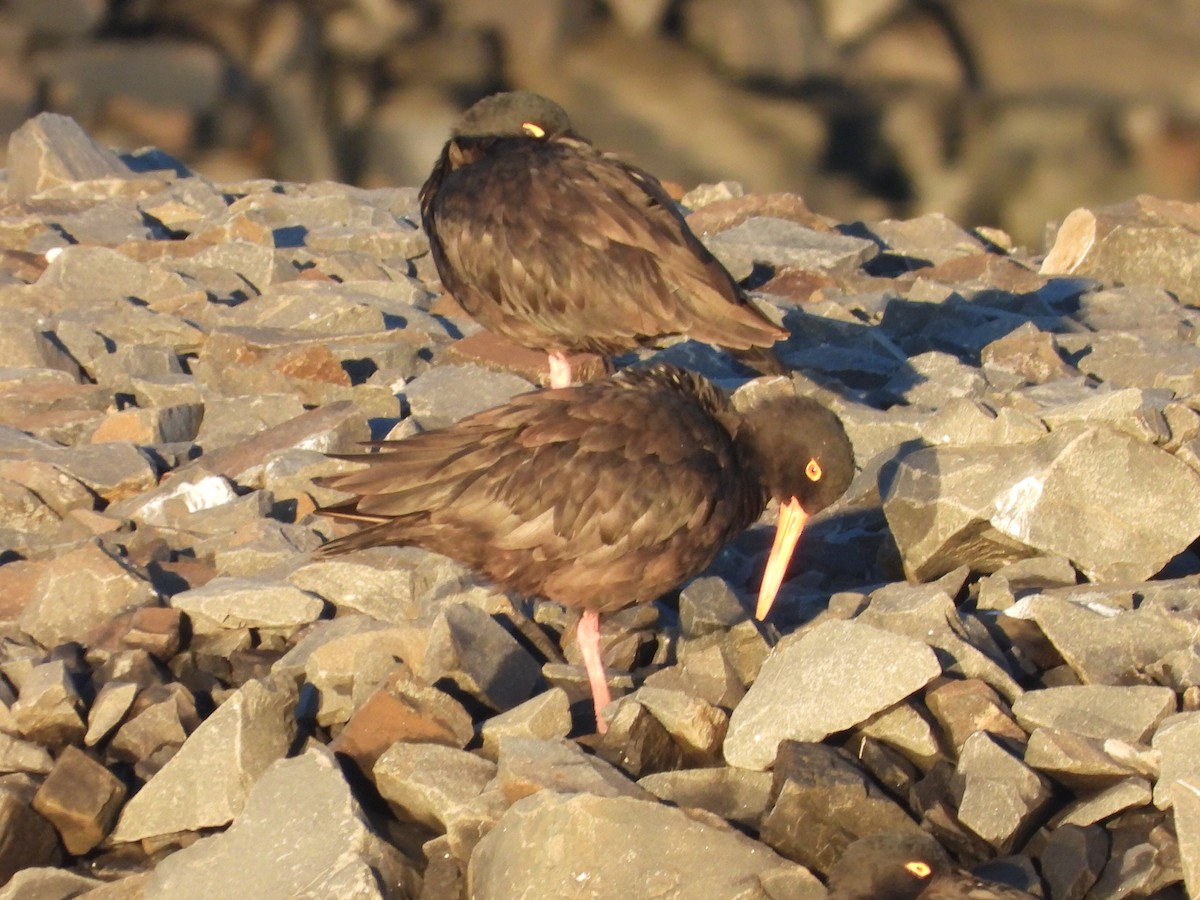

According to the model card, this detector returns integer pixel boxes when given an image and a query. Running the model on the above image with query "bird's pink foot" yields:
[548,352,574,389]
[576,609,611,734]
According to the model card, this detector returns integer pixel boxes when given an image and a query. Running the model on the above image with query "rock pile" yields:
[1,111,1200,898]
[3,1,1200,246]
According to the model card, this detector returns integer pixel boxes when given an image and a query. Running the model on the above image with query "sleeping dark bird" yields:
[316,364,853,733]
[419,91,788,388]
[826,833,1041,900]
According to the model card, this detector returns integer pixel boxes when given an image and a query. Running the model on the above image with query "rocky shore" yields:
[0,111,1199,898]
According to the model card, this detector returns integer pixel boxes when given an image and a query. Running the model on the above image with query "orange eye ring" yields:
[904,861,933,879]
[522,122,546,138]
[805,459,822,481]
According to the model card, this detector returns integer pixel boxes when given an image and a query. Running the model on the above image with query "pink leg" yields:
[548,352,573,389]
[576,609,611,734]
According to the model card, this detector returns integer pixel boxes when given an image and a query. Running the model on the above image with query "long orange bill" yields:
[755,496,808,621]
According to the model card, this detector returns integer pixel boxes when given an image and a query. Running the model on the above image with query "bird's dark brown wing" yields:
[420,136,786,357]
[318,369,763,613]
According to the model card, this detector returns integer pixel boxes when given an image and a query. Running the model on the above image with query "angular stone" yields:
[1174,779,1200,900]
[402,363,534,429]
[623,685,727,766]
[1011,593,1196,686]
[32,745,126,854]
[638,766,773,832]
[1022,729,1152,792]
[1039,823,1108,900]
[286,551,424,623]
[705,216,877,280]
[1012,684,1175,743]
[108,683,199,777]
[492,736,649,804]
[884,350,988,407]
[19,539,158,649]
[41,443,159,503]
[1051,777,1154,828]
[858,701,940,766]
[469,792,823,900]
[109,674,297,843]
[1041,196,1200,306]
[0,776,61,882]
[169,577,326,635]
[725,620,941,770]
[142,747,418,899]
[1153,713,1200,810]
[89,403,204,445]
[982,321,1079,385]
[419,603,543,713]
[882,424,1200,582]
[925,678,1026,753]
[374,742,497,832]
[952,731,1053,853]
[7,112,136,201]
[0,867,101,898]
[9,660,85,746]
[1039,387,1172,445]
[479,688,572,760]
[330,672,475,772]
[759,741,924,873]
[84,680,138,746]
[0,732,53,775]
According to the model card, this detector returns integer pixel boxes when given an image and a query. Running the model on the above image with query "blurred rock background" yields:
[2,0,1199,247]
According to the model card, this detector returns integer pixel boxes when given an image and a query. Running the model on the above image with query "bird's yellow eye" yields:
[805,459,822,481]
[522,122,546,138]
[904,861,933,879]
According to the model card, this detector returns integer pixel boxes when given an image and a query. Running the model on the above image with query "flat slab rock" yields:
[882,423,1200,582]
[468,791,824,900]
[723,619,941,770]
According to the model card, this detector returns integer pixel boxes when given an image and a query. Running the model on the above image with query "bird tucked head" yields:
[452,91,574,141]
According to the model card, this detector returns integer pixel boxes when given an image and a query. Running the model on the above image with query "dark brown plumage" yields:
[826,834,1041,900]
[316,364,853,731]
[418,91,788,387]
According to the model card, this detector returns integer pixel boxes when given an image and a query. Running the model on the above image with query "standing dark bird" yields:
[826,833,1041,900]
[315,364,853,732]
[419,91,788,388]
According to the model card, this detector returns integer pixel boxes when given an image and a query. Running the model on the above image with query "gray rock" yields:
[1013,684,1174,744]
[31,745,126,855]
[859,580,1023,701]
[724,619,941,770]
[1153,713,1200,810]
[0,775,62,883]
[286,550,425,623]
[952,731,1053,853]
[1009,593,1196,686]
[638,766,773,832]
[9,660,85,747]
[705,216,877,280]
[925,678,1026,753]
[882,424,1200,582]
[109,674,297,843]
[981,321,1079,386]
[1038,386,1172,444]
[83,680,139,746]
[1050,777,1154,828]
[479,688,572,760]
[884,350,989,407]
[169,577,326,635]
[621,685,727,765]
[419,602,542,713]
[6,112,137,201]
[469,792,823,900]
[863,212,987,265]
[1174,778,1200,900]
[1025,727,1154,791]
[403,363,535,429]
[1039,823,1108,900]
[759,741,924,873]
[858,701,940,766]
[142,746,418,900]
[0,867,101,900]
[492,736,649,802]
[374,742,497,832]
[0,732,53,775]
